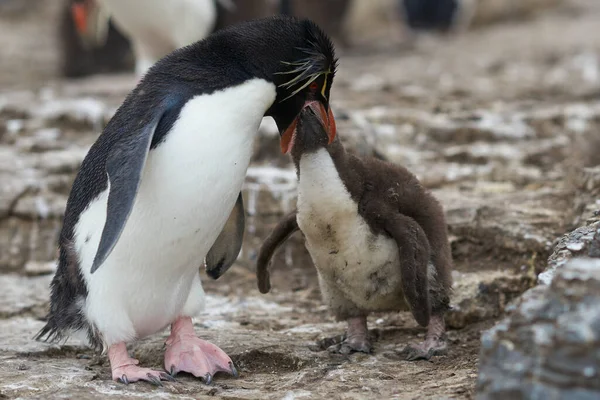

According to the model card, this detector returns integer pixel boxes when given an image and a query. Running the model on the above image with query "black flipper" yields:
[361,199,431,327]
[205,192,246,280]
[256,211,299,294]
[384,213,431,327]
[90,111,166,274]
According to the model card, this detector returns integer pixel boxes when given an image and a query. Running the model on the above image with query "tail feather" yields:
[33,319,65,343]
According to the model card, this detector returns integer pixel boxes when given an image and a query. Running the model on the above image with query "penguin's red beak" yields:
[71,3,89,35]
[70,0,110,48]
[281,101,336,154]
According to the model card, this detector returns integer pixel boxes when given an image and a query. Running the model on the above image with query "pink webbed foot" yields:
[108,342,174,385]
[164,317,238,383]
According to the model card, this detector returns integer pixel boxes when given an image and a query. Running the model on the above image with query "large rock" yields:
[540,219,600,285]
[540,166,600,285]
[476,257,600,399]
[447,270,536,329]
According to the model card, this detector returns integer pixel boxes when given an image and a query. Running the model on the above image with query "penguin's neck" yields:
[292,137,346,178]
[295,141,354,216]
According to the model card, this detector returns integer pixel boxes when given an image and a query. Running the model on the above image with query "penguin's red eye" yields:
[309,82,318,91]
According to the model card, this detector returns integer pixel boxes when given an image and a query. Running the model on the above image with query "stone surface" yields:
[0,141,87,272]
[0,273,484,399]
[0,274,52,318]
[447,270,536,329]
[540,166,600,285]
[476,257,600,399]
[541,219,600,285]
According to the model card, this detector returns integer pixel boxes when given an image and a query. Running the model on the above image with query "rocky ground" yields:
[1,0,600,399]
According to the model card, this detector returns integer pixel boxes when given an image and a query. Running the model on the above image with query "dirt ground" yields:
[1,0,600,399]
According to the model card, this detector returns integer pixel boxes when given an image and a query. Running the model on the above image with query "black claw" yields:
[204,373,213,385]
[339,344,352,355]
[147,373,163,387]
[405,348,428,361]
[169,365,177,377]
[160,372,176,382]
[229,361,239,378]
[119,374,129,385]
[317,334,346,351]
[327,343,342,354]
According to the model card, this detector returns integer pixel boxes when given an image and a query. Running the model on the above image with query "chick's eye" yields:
[309,82,318,91]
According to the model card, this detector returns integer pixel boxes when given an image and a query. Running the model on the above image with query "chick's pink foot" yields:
[108,342,174,385]
[164,317,238,384]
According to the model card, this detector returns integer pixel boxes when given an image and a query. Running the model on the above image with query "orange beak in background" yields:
[280,101,337,154]
[71,3,89,35]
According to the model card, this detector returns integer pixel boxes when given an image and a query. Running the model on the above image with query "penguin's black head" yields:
[262,18,338,155]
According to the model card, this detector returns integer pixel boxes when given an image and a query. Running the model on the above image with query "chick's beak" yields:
[280,101,337,154]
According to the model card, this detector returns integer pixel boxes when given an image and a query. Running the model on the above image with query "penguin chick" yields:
[257,106,452,359]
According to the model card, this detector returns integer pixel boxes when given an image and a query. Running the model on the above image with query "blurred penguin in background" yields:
[61,0,355,79]
[62,0,279,79]
[69,0,221,77]
[60,0,133,78]
[400,0,475,34]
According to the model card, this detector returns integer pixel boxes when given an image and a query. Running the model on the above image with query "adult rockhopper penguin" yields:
[257,106,452,359]
[36,16,337,385]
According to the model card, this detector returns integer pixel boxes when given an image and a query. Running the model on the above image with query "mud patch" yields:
[17,345,90,360]
[233,349,311,373]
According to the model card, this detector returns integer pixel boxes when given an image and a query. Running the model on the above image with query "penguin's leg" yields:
[360,198,447,360]
[402,259,451,361]
[164,272,237,382]
[389,201,453,361]
[108,342,174,385]
[337,316,371,354]
[314,274,372,354]
[163,317,238,382]
[402,313,447,361]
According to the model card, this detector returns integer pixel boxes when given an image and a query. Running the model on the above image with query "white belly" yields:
[75,79,276,347]
[296,149,405,311]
